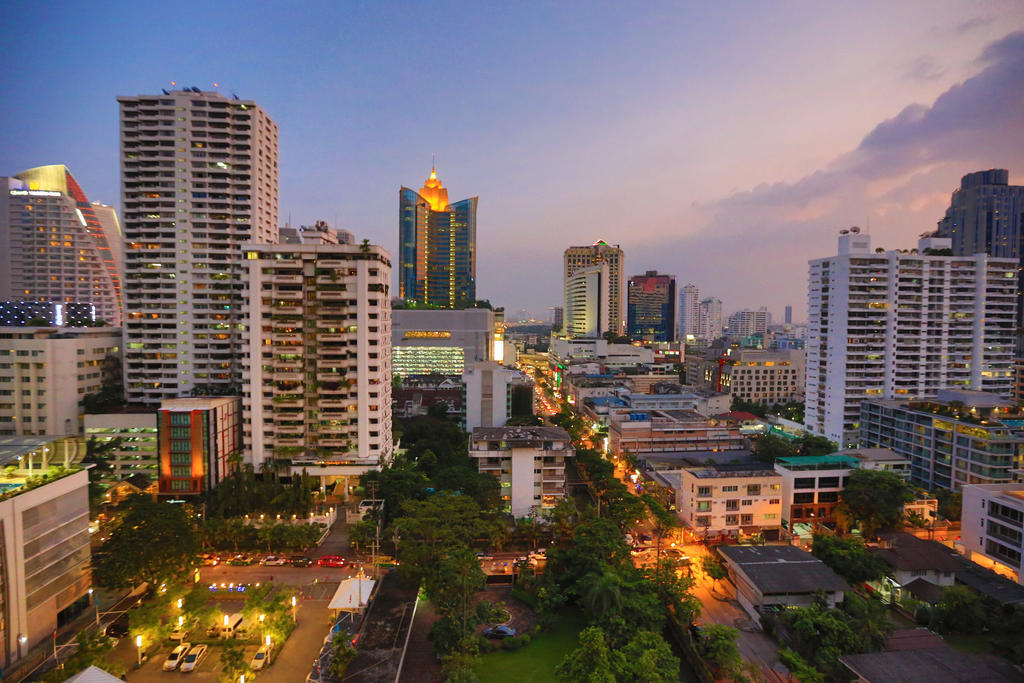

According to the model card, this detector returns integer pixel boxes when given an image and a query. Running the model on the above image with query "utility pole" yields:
[367,481,379,580]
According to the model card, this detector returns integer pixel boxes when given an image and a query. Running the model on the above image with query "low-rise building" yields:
[391,308,494,377]
[462,361,533,432]
[961,483,1024,584]
[157,397,241,497]
[717,545,850,620]
[608,409,747,456]
[470,426,574,517]
[860,390,1024,491]
[0,436,90,672]
[869,532,962,604]
[672,463,782,540]
[686,349,804,405]
[83,409,158,482]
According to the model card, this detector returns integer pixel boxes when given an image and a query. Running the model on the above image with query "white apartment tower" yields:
[243,242,393,487]
[678,283,699,340]
[727,307,770,339]
[806,230,1015,447]
[564,241,625,335]
[564,262,610,338]
[698,297,723,341]
[118,89,279,403]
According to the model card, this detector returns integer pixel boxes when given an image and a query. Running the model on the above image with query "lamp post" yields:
[18,633,27,658]
[291,596,297,623]
[135,635,143,669]
[89,588,100,627]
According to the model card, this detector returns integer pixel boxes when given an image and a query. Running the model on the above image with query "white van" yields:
[220,613,244,639]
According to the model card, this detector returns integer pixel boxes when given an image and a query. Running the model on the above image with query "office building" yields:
[243,242,393,489]
[462,361,533,432]
[564,262,610,338]
[118,89,279,403]
[83,411,159,482]
[678,283,699,340]
[470,426,574,516]
[550,306,564,333]
[672,463,783,540]
[961,483,1024,584]
[157,397,241,496]
[686,349,804,405]
[0,301,96,327]
[627,270,676,342]
[391,308,494,377]
[0,436,90,672]
[806,231,1015,447]
[399,165,477,307]
[0,327,122,436]
[784,305,792,325]
[860,390,1024,491]
[727,308,770,340]
[607,409,747,456]
[1,166,123,325]
[564,241,625,334]
[697,297,723,341]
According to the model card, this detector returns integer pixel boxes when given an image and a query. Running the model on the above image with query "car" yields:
[180,644,207,673]
[169,628,190,642]
[163,643,191,671]
[476,552,494,561]
[250,643,272,670]
[260,555,287,566]
[483,625,516,639]
[639,533,653,543]
[104,614,130,638]
[317,555,346,568]
[289,555,314,567]
[227,554,254,566]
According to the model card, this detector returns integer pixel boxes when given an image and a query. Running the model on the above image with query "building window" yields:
[746,484,761,496]
[741,514,753,525]
[725,515,739,526]
[697,486,712,497]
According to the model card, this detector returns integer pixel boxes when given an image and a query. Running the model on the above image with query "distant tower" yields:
[784,305,793,325]
[399,164,478,307]
[678,283,699,339]
[627,271,676,342]
[563,241,625,335]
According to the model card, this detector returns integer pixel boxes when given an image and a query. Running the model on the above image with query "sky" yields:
[2,1,1024,322]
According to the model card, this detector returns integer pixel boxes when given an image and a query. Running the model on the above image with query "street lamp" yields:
[89,587,99,627]
[135,635,143,669]
[291,595,297,622]
[177,597,183,609]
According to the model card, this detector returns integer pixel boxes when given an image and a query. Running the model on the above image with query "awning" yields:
[328,578,376,611]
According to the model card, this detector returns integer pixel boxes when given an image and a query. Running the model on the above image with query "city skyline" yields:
[1,3,1023,320]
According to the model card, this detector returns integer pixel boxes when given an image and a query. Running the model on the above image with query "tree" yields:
[931,585,986,634]
[795,433,836,457]
[935,489,963,521]
[38,630,127,682]
[94,496,198,589]
[218,642,249,683]
[750,433,797,463]
[699,624,744,679]
[842,592,893,653]
[779,603,863,678]
[834,469,915,538]
[555,626,617,683]
[701,554,727,590]
[777,648,824,683]
[811,534,889,584]
[581,565,626,616]
[643,560,701,626]
[613,630,680,682]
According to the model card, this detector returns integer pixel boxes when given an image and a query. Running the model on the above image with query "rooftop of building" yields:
[683,462,780,479]
[0,436,86,500]
[840,645,1019,682]
[838,447,906,462]
[159,396,239,411]
[717,545,851,594]
[471,426,573,443]
[871,533,963,573]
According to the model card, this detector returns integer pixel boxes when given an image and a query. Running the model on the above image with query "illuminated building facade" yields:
[391,308,494,377]
[242,242,393,489]
[678,283,699,340]
[118,89,278,403]
[564,263,609,338]
[157,397,240,496]
[627,270,676,342]
[1,166,123,325]
[564,241,625,335]
[399,165,477,307]
[807,231,1016,448]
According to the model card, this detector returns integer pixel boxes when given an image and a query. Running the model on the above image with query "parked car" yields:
[180,644,208,673]
[483,625,516,639]
[260,555,287,566]
[317,555,346,568]
[250,643,272,671]
[476,551,494,561]
[169,627,191,642]
[289,555,314,567]
[163,643,191,671]
[227,554,253,566]
[104,613,130,638]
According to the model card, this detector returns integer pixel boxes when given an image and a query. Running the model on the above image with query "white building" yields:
[806,231,1016,447]
[118,89,278,403]
[727,307,770,340]
[678,283,699,340]
[672,464,783,539]
[391,308,494,377]
[0,327,122,437]
[462,361,533,432]
[564,262,610,338]
[697,297,723,341]
[83,411,158,482]
[470,426,574,517]
[0,436,90,672]
[1,167,123,325]
[243,241,392,490]
[961,483,1024,584]
[564,241,625,335]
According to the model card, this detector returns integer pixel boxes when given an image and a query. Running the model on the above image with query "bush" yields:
[501,634,530,650]
[914,604,932,626]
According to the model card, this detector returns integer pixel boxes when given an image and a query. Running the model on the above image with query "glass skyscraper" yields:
[627,270,676,342]
[399,166,477,308]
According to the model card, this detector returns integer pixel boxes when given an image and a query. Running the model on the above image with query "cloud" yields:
[955,16,993,34]
[904,56,946,82]
[631,31,1024,319]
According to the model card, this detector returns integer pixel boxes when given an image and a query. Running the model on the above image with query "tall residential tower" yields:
[678,283,699,340]
[399,165,477,308]
[118,89,278,403]
[564,241,624,335]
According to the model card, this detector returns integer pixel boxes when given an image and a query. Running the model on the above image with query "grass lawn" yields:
[474,611,586,682]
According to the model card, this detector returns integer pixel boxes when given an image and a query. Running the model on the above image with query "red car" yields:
[317,555,346,568]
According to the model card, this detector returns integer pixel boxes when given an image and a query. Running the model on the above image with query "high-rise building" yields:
[697,297,723,341]
[936,169,1024,261]
[564,262,610,338]
[118,89,279,404]
[564,241,625,334]
[399,165,477,307]
[727,307,770,340]
[243,241,393,488]
[550,306,564,333]
[784,305,793,325]
[627,271,676,342]
[1,166,123,325]
[678,283,699,340]
[0,327,122,437]
[806,230,1016,447]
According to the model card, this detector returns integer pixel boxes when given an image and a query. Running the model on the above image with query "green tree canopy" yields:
[834,469,915,537]
[555,626,617,683]
[750,433,798,463]
[811,533,889,584]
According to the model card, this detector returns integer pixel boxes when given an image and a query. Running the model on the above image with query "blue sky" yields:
[2,1,1023,320]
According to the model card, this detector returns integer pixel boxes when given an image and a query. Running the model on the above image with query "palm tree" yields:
[582,565,625,616]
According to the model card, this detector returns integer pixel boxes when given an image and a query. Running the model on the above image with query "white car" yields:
[162,643,191,671]
[250,643,272,670]
[261,555,287,566]
[180,644,207,673]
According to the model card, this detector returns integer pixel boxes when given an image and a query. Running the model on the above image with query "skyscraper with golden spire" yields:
[399,163,477,307]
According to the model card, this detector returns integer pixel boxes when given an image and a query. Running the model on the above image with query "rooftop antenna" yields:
[432,153,436,172]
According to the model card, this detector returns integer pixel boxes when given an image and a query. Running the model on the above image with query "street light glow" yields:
[136,635,142,647]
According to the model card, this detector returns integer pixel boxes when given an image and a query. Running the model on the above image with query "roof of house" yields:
[954,560,1024,606]
[839,648,1017,682]
[885,628,947,651]
[66,666,125,683]
[718,545,850,595]
[902,578,945,605]
[872,533,963,574]
[118,473,153,490]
